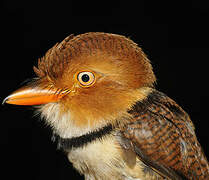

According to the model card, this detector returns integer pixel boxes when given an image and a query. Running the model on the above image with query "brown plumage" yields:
[4,32,209,180]
[122,90,209,179]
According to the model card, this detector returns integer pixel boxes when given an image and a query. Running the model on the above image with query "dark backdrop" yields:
[1,1,209,180]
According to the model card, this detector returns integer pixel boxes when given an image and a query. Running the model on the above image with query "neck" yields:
[51,124,113,151]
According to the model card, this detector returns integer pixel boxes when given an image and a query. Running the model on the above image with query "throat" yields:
[51,124,113,151]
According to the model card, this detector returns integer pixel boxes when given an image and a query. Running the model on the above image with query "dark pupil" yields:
[81,74,90,82]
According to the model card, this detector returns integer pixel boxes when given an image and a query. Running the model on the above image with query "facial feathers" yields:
[33,32,156,89]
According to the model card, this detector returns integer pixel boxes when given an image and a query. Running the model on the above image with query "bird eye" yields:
[77,71,95,87]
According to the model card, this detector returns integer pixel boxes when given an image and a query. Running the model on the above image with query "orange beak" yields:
[3,85,70,106]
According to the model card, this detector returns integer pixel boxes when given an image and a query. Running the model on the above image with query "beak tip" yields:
[2,96,9,105]
[2,94,16,105]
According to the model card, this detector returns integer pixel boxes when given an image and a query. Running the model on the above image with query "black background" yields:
[1,1,209,179]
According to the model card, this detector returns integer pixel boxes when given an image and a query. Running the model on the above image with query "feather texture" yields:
[121,90,209,179]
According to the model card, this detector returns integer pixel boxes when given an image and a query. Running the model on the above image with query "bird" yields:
[3,32,209,180]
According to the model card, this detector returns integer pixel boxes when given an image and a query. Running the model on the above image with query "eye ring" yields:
[77,71,95,87]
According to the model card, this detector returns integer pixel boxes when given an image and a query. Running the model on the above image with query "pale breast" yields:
[67,134,160,180]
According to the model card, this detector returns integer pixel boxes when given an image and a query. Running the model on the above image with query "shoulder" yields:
[127,89,195,135]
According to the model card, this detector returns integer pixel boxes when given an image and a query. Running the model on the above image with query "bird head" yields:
[4,32,156,138]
